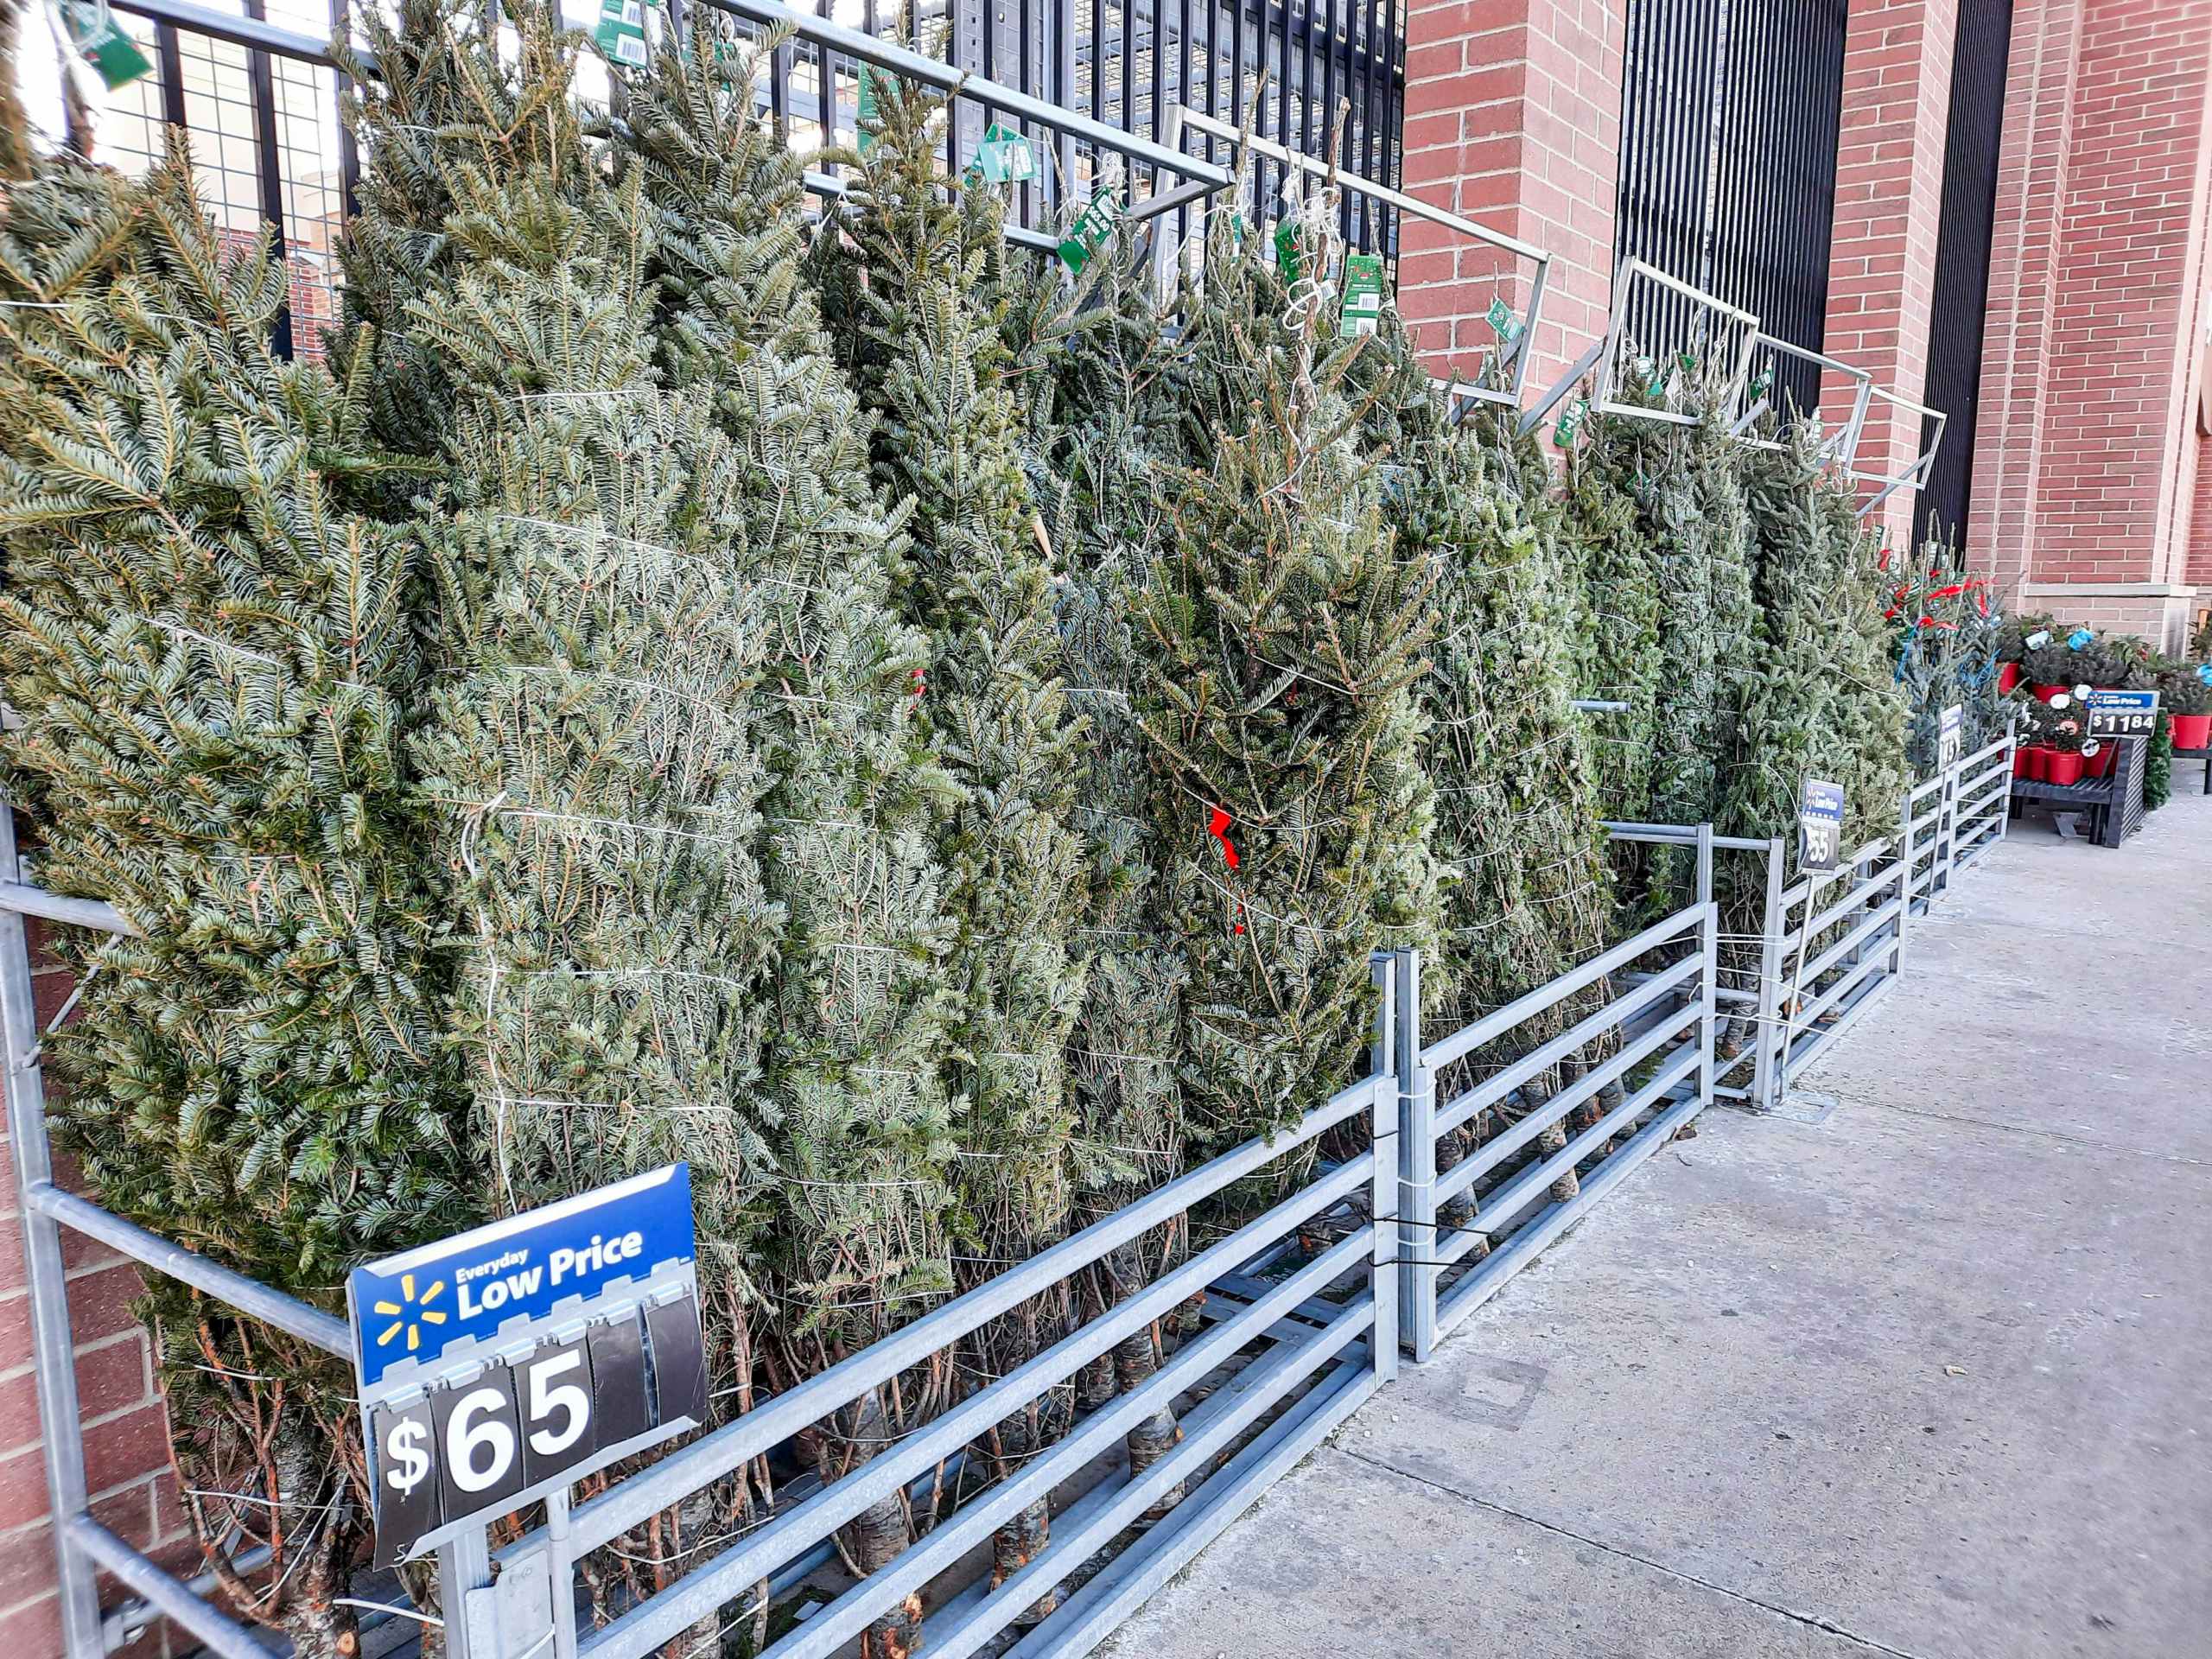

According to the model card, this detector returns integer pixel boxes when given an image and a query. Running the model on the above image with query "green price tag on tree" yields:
[594,0,647,67]
[63,0,151,91]
[1486,295,1519,340]
[1274,215,1305,284]
[1058,187,1123,273]
[857,63,884,149]
[1553,397,1587,448]
[1340,252,1385,337]
[976,122,1037,186]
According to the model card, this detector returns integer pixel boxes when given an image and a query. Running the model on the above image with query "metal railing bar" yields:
[1435,1084,1705,1338]
[920,1299,1346,1637]
[1422,901,1709,1074]
[1433,996,1702,1207]
[1173,104,1544,259]
[1197,1288,1370,1357]
[66,1516,271,1659]
[1792,893,1901,990]
[111,0,353,67]
[544,1069,1379,1558]
[1790,929,1897,1031]
[566,1147,1368,1572]
[1796,857,1900,943]
[1433,949,1703,1141]
[0,882,136,937]
[594,1225,1374,1659]
[1207,1272,1352,1329]
[709,0,1234,188]
[1961,734,2010,768]
[1597,822,1770,853]
[926,1295,1374,1659]
[998,1357,1375,1659]
[24,1184,352,1357]
[1434,1039,1704,1268]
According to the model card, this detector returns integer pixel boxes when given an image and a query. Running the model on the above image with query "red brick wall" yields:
[1397,0,1625,397]
[0,926,191,1657]
[1821,0,1960,555]
[1968,0,2212,645]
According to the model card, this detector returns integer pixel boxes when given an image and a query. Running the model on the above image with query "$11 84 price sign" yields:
[350,1166,707,1567]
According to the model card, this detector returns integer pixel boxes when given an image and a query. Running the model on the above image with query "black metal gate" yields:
[49,0,1404,363]
[1913,0,2016,550]
[1615,0,1848,418]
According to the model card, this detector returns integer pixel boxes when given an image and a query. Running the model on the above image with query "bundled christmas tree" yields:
[1132,202,1437,1154]
[0,143,467,1656]
[1885,534,2003,775]
[1012,215,1196,1501]
[347,0,782,1623]
[609,29,967,1635]
[811,73,1090,1633]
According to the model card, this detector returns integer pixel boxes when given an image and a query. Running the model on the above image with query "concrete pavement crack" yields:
[1334,1443,1942,1659]
[1852,1096,2209,1168]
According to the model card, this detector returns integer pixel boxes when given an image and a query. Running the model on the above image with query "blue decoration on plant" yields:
[2068,627,2094,650]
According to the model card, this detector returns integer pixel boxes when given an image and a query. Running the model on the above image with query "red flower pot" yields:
[1997,663,2023,695]
[2023,746,2050,781]
[2045,751,2087,786]
[2031,683,2070,704]
[2084,742,2116,779]
[2170,712,2212,750]
[2012,747,2033,779]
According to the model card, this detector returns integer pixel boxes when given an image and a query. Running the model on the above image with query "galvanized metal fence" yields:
[0,774,1399,1659]
[1380,898,1719,1362]
[1609,729,2016,1117]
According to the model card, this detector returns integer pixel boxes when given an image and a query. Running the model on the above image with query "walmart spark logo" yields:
[370,1274,448,1353]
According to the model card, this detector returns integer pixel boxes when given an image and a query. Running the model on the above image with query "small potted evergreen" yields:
[2158,662,2212,751]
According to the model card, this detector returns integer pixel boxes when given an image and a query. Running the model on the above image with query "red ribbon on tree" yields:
[1207,807,1246,933]
[1927,582,1966,601]
[1878,545,1893,571]
[1207,806,1240,869]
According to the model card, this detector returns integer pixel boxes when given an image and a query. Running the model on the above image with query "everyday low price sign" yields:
[1799,778,1846,874]
[1938,704,1962,772]
[2082,688,2160,740]
[349,1166,707,1567]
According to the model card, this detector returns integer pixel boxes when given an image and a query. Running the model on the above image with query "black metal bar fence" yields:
[1616,0,1847,423]
[39,0,1406,363]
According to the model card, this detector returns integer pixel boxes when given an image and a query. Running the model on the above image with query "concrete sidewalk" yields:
[1106,784,2212,1659]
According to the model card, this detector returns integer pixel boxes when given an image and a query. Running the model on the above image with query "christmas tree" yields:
[0,143,467,1656]
[347,0,782,1623]
[1133,201,1437,1154]
[1014,215,1196,1503]
[610,26,965,1643]
[811,73,1091,1634]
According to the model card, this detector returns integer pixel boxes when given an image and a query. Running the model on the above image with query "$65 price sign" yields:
[349,1166,708,1567]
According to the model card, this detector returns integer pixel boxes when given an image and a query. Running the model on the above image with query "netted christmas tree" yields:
[811,73,1090,1633]
[1007,211,1197,1503]
[0,143,467,1656]
[347,0,783,1624]
[1132,200,1437,1154]
[609,29,967,1637]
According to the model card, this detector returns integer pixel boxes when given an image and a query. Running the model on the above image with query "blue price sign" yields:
[2082,687,2159,740]
[349,1166,705,1566]
[1799,777,1846,874]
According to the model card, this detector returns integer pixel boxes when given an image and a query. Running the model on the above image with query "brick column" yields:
[1396,0,1625,400]
[1822,0,1960,555]
[1968,0,2212,646]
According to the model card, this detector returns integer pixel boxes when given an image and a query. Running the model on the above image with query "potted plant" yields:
[2042,715,2088,785]
[2158,662,2212,751]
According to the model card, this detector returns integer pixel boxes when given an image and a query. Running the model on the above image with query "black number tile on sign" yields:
[369,1395,442,1569]
[588,1312,652,1448]
[644,1294,709,1432]
[518,1337,598,1488]
[433,1362,528,1521]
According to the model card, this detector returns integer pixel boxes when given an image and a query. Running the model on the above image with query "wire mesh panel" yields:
[34,0,1405,365]
[1617,0,1848,421]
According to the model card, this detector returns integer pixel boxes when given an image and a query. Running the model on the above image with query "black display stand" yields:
[2009,735,2147,848]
